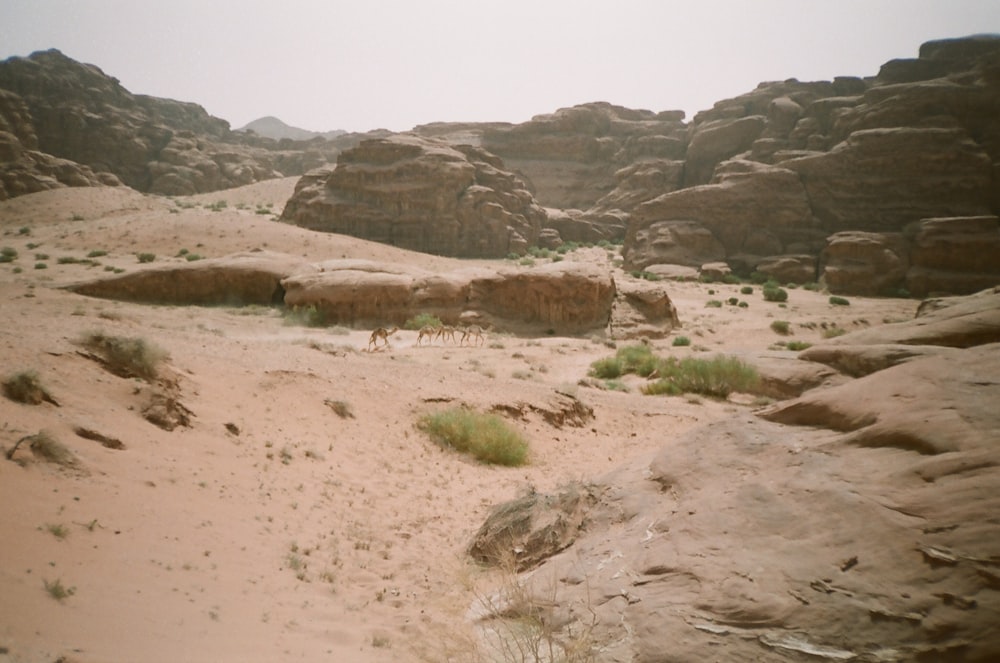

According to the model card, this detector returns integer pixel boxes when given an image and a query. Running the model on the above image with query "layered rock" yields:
[0,49,341,196]
[905,215,1000,297]
[280,135,547,258]
[819,231,909,295]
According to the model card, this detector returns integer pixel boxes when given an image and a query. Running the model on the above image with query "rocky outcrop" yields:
[472,291,1000,662]
[819,231,909,295]
[906,215,1000,297]
[280,135,547,258]
[0,49,341,196]
[609,278,681,339]
[1,130,122,200]
[282,259,616,335]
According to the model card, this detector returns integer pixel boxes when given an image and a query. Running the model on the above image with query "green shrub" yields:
[87,250,108,258]
[770,320,791,335]
[738,301,749,308]
[727,297,739,306]
[740,286,754,295]
[417,407,528,466]
[589,356,623,379]
[184,253,203,261]
[0,247,18,262]
[44,578,76,601]
[404,313,443,330]
[136,252,156,263]
[642,355,760,398]
[829,296,851,306]
[762,285,788,302]
[721,274,741,284]
[786,341,812,351]
[34,262,47,270]
[750,271,769,284]
[672,336,691,347]
[802,282,821,291]
[705,300,723,308]
[80,332,167,379]
[35,253,50,261]
[823,327,847,339]
[589,344,660,379]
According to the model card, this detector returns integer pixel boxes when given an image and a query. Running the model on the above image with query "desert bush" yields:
[136,252,156,263]
[829,296,851,306]
[705,299,723,308]
[87,249,107,258]
[283,304,327,327]
[770,320,791,335]
[762,284,788,302]
[35,253,50,260]
[672,336,691,347]
[44,578,75,601]
[404,313,443,330]
[2,370,54,405]
[823,327,847,339]
[727,297,739,306]
[417,407,528,466]
[34,262,47,269]
[588,344,659,379]
[0,247,18,263]
[803,282,821,291]
[786,341,812,351]
[184,253,203,261]
[740,286,754,295]
[642,355,760,398]
[80,332,167,379]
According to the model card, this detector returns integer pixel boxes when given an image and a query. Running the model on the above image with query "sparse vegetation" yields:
[705,299,723,308]
[44,578,75,602]
[46,523,70,540]
[136,252,156,263]
[823,327,847,339]
[642,355,761,398]
[325,399,354,419]
[589,344,659,379]
[740,286,754,295]
[2,370,55,405]
[786,341,812,351]
[283,304,327,327]
[762,282,788,302]
[80,331,168,379]
[770,320,791,335]
[404,313,443,330]
[87,249,108,258]
[418,407,529,466]
[672,336,691,347]
[34,262,47,269]
[829,295,851,306]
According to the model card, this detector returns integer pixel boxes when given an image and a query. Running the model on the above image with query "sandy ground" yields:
[0,180,919,662]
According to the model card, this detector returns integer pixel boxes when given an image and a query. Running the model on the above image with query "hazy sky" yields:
[2,1,999,133]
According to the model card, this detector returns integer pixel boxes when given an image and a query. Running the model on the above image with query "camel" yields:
[435,325,458,344]
[367,326,399,351]
[417,325,439,346]
[460,324,487,347]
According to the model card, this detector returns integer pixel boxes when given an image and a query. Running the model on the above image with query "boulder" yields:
[625,160,817,270]
[627,220,726,270]
[65,251,311,305]
[608,278,681,339]
[543,207,626,245]
[819,231,909,295]
[754,254,817,284]
[905,215,1000,297]
[1,130,122,201]
[280,135,546,258]
[683,115,766,186]
[698,261,732,282]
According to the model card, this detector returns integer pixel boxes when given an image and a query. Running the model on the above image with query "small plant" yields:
[35,253,50,261]
[34,262,47,270]
[519,257,536,267]
[46,523,69,540]
[283,304,327,328]
[803,282,821,291]
[705,300,723,308]
[823,327,847,339]
[740,286,754,295]
[87,249,108,258]
[44,578,75,602]
[18,227,31,236]
[589,344,659,379]
[325,399,354,419]
[727,297,739,306]
[829,296,851,306]
[207,200,228,212]
[2,370,56,405]
[672,336,691,347]
[404,313,443,330]
[417,407,528,466]
[184,253,203,261]
[71,213,84,221]
[762,284,788,302]
[136,252,156,263]
[642,355,760,399]
[80,331,167,379]
[770,320,791,335]
[786,341,812,351]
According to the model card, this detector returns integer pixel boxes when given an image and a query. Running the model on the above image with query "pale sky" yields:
[2,1,999,133]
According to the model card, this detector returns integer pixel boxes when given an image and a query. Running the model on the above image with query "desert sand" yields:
[0,180,920,662]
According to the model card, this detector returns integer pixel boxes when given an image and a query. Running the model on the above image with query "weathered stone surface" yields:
[783,128,993,234]
[0,49,341,196]
[627,220,725,270]
[282,259,617,335]
[754,254,817,284]
[280,135,546,258]
[823,286,1000,348]
[608,278,681,340]
[1,130,122,200]
[905,215,1000,297]
[684,115,766,186]
[542,208,626,245]
[819,231,909,295]
[66,251,312,305]
[698,261,732,282]
[799,343,963,377]
[624,160,817,270]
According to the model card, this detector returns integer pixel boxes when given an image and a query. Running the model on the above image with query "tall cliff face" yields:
[0,49,340,195]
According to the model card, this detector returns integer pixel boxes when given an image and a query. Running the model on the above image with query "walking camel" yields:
[367,326,399,351]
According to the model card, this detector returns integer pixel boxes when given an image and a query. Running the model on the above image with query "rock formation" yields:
[470,288,1000,661]
[66,252,682,337]
[0,49,341,196]
[280,135,547,258]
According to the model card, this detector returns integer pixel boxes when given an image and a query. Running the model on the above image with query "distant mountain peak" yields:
[237,116,345,141]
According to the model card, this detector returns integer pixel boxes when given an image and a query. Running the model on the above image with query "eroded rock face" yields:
[280,135,547,258]
[906,215,1000,297]
[1,130,122,200]
[471,291,1000,662]
[0,49,340,196]
[820,231,909,295]
[282,259,616,334]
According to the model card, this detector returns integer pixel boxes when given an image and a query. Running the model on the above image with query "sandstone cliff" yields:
[280,135,548,258]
